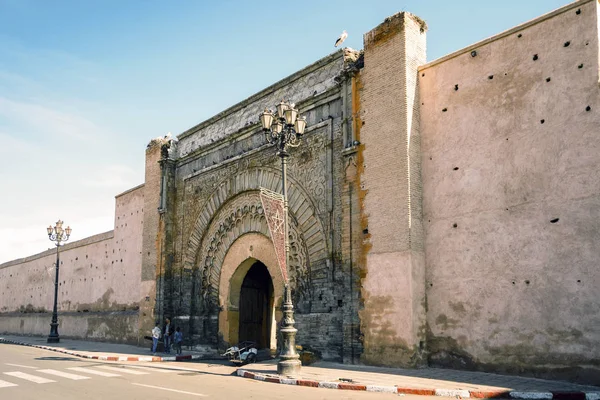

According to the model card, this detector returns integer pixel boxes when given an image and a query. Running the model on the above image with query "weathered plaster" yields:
[420,0,600,383]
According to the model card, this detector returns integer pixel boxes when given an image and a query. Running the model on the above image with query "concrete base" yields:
[277,359,301,376]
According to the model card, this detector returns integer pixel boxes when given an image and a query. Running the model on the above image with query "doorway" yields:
[238,261,273,349]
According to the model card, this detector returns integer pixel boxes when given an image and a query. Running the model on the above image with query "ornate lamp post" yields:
[259,101,307,376]
[46,220,72,343]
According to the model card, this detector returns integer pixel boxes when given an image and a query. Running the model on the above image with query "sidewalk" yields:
[0,334,218,362]
[1,334,598,398]
[237,360,600,399]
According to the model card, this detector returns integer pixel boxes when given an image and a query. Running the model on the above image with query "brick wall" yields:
[358,11,427,367]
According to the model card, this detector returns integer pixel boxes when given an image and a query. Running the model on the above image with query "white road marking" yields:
[0,380,18,388]
[4,371,55,384]
[128,365,177,373]
[5,363,37,369]
[37,369,91,380]
[67,367,121,377]
[132,383,207,397]
[95,366,149,375]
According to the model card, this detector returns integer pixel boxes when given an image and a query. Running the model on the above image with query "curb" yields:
[0,337,203,362]
[236,369,600,400]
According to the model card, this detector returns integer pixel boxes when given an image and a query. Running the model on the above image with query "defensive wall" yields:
[0,184,145,344]
[0,0,598,386]
[418,0,600,382]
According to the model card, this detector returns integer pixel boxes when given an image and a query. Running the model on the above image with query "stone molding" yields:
[183,167,328,310]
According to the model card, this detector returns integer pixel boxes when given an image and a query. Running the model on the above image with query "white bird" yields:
[334,30,347,47]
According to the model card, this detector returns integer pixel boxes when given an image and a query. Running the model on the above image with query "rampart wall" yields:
[0,184,145,343]
[419,0,600,382]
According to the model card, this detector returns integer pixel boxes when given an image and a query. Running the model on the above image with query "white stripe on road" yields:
[0,380,18,388]
[37,369,91,380]
[132,383,207,397]
[67,367,121,377]
[4,371,55,384]
[5,363,37,369]
[95,366,149,375]
[128,366,177,373]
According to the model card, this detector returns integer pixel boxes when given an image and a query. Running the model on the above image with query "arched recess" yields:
[183,167,328,307]
[218,232,281,349]
[194,191,309,312]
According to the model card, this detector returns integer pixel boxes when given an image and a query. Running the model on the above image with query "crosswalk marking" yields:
[0,380,18,388]
[4,371,55,384]
[67,367,120,377]
[37,369,90,380]
[5,363,36,369]
[95,366,149,375]
[128,365,177,373]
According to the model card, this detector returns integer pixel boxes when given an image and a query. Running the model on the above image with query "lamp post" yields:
[259,101,307,376]
[46,220,72,343]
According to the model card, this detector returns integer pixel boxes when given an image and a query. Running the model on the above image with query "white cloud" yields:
[0,97,104,142]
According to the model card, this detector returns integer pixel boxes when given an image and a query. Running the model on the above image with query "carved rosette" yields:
[196,192,310,313]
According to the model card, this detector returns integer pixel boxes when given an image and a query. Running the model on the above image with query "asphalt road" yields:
[0,343,439,399]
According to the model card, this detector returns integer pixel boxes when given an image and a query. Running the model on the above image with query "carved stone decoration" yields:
[184,167,327,277]
[196,191,311,314]
[287,132,327,214]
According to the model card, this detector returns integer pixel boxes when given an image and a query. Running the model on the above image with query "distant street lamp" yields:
[46,220,72,343]
[259,101,307,376]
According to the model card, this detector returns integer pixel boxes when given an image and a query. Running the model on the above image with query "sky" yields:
[0,0,570,263]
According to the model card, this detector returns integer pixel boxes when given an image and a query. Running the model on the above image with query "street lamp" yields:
[46,220,72,343]
[259,101,306,376]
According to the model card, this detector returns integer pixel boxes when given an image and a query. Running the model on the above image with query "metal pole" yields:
[48,244,60,343]
[277,149,301,376]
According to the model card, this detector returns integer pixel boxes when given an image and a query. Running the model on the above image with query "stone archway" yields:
[184,168,329,345]
[218,233,281,350]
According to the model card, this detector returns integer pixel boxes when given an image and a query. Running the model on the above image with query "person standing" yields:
[151,323,161,355]
[163,318,172,354]
[174,327,183,355]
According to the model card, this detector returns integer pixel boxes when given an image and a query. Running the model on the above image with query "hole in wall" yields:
[452,223,458,228]
[488,75,494,80]
[564,41,571,47]
[546,77,551,82]
[578,64,584,69]
[454,84,459,91]
[517,34,522,38]
[525,280,530,285]
[533,54,538,61]
[429,283,433,287]
[550,218,559,223]
[422,73,425,77]
[540,119,545,124]
[577,280,581,283]
[576,8,581,15]
[470,50,477,57]
[362,228,368,235]
[453,167,459,170]
[442,108,448,112]
[586,106,591,111]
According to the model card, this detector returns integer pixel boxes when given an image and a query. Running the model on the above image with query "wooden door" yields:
[238,262,272,348]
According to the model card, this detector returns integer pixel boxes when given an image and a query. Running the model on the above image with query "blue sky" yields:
[0,0,569,263]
